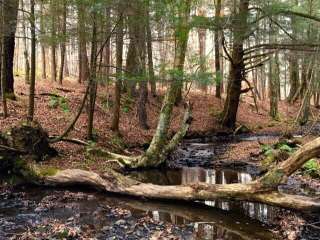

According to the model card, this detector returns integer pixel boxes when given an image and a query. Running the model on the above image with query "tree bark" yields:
[58,1,67,85]
[0,0,18,98]
[111,2,124,133]
[50,0,57,82]
[27,0,36,121]
[146,0,156,97]
[21,0,30,85]
[77,3,89,83]
[174,1,192,105]
[135,0,191,166]
[222,0,249,128]
[215,0,222,98]
[87,10,98,140]
[40,0,47,80]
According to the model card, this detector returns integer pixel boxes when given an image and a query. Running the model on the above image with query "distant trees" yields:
[2,0,320,130]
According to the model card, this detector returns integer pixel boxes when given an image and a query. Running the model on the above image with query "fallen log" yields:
[2,123,320,211]
[30,136,320,211]
[40,168,320,211]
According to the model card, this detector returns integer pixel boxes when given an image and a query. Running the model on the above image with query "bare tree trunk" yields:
[77,3,89,83]
[111,3,124,133]
[28,0,36,121]
[58,1,67,85]
[0,0,18,98]
[146,0,156,97]
[50,1,57,82]
[198,7,207,93]
[269,54,280,119]
[40,1,47,80]
[125,40,137,97]
[222,0,249,128]
[0,3,7,118]
[215,0,222,98]
[104,7,111,84]
[21,0,30,85]
[135,1,149,129]
[87,10,98,140]
[137,0,192,167]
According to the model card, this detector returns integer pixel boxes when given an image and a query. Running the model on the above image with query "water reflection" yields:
[129,167,279,224]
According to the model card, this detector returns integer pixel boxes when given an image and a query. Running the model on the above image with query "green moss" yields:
[302,159,320,178]
[261,154,276,169]
[261,169,285,188]
[38,166,59,176]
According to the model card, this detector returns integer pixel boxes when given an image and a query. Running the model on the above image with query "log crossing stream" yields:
[0,134,319,239]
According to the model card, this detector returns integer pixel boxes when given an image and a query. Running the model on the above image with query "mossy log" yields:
[32,136,320,211]
[41,168,320,211]
[3,123,320,211]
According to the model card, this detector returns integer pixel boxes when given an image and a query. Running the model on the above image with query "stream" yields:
[0,134,319,239]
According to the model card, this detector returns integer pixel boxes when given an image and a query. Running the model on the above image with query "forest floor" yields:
[1,78,320,239]
[0,78,319,171]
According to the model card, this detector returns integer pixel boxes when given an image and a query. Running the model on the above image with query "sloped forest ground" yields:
[1,78,320,239]
[0,78,310,170]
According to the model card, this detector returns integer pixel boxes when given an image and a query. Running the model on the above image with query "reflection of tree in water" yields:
[194,223,243,240]
[131,167,279,226]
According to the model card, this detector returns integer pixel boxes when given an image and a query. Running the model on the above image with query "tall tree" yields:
[21,0,30,84]
[111,1,125,133]
[140,0,192,167]
[0,0,19,98]
[126,0,149,129]
[269,53,280,119]
[287,4,299,103]
[146,0,156,97]
[87,7,98,140]
[50,0,57,82]
[40,0,47,79]
[215,0,222,98]
[222,0,249,128]
[77,2,89,83]
[58,0,67,84]
[28,0,36,121]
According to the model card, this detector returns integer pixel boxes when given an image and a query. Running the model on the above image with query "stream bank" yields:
[0,133,319,239]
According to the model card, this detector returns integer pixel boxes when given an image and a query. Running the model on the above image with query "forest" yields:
[0,0,320,239]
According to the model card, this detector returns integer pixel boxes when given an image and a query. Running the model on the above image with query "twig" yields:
[0,144,27,153]
[49,137,89,146]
